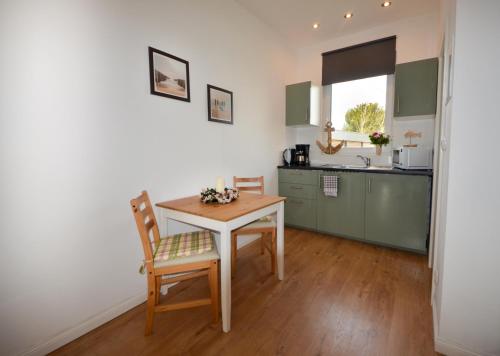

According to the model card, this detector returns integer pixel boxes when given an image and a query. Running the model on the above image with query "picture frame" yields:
[207,85,233,125]
[148,46,190,102]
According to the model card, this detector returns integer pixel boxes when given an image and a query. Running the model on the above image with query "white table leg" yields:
[276,201,285,280]
[219,226,232,332]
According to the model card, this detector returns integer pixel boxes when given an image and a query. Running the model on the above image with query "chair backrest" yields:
[130,191,161,264]
[233,176,265,195]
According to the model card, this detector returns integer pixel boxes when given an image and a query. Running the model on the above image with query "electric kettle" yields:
[282,148,295,166]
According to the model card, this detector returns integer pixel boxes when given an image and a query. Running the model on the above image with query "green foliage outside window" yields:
[343,103,385,134]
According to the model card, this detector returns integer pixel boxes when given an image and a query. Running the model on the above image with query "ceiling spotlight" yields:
[381,1,392,7]
[313,23,320,29]
[344,12,353,19]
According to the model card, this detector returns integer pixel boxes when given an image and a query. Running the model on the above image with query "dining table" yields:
[156,192,286,332]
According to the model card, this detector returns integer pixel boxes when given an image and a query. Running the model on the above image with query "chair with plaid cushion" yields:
[130,191,219,336]
[231,176,276,276]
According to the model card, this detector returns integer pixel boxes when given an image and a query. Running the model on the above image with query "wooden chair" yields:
[231,176,277,275]
[130,191,219,336]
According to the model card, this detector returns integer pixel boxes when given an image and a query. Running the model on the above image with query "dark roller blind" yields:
[322,36,396,85]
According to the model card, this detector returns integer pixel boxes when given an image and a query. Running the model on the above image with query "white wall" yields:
[288,13,441,166]
[0,1,295,355]
[433,1,500,355]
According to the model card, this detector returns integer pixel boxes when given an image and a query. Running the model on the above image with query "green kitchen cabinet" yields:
[284,197,317,230]
[394,58,438,117]
[278,169,318,186]
[279,169,318,230]
[317,172,365,240]
[285,81,320,126]
[364,173,430,253]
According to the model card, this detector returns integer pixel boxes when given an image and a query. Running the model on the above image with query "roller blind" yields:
[322,36,396,85]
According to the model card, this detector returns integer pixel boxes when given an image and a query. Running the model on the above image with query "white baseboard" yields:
[435,337,484,356]
[22,293,146,356]
[432,299,484,356]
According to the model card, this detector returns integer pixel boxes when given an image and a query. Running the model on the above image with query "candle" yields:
[215,177,225,193]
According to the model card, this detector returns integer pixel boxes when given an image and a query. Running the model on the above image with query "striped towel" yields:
[323,175,338,197]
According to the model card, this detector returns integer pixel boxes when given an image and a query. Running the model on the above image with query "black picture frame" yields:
[207,85,233,125]
[148,46,190,102]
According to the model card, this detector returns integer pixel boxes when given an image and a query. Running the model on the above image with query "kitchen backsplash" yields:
[286,115,435,167]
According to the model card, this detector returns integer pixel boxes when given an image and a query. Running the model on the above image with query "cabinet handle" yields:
[289,199,304,205]
[290,171,303,176]
[290,186,303,190]
[397,96,400,114]
[368,178,372,193]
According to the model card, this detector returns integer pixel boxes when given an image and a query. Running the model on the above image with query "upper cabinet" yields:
[394,58,439,117]
[285,81,320,126]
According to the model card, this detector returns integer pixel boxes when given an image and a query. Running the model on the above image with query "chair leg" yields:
[260,233,265,255]
[155,276,161,305]
[271,229,277,274]
[208,260,219,324]
[145,272,156,336]
[231,233,237,276]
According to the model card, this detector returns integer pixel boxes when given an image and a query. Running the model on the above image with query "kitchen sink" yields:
[341,164,368,169]
[318,164,393,170]
[366,166,393,170]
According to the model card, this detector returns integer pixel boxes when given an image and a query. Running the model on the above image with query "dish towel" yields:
[323,175,338,197]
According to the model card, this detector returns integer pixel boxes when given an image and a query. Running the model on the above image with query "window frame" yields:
[320,74,395,156]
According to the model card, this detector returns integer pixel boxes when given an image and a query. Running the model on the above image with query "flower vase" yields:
[375,145,382,156]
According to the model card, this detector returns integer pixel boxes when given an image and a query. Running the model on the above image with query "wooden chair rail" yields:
[155,298,212,313]
[162,270,209,285]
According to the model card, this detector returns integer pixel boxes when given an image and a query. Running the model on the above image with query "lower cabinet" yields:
[317,172,365,240]
[284,197,316,230]
[278,169,431,254]
[364,174,430,253]
[279,169,318,230]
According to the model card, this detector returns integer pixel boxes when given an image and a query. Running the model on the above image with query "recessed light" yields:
[344,12,353,19]
[313,23,320,29]
[381,1,392,7]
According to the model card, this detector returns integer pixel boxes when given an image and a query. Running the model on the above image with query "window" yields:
[330,75,388,147]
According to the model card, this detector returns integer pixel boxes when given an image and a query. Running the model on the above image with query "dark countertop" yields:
[278,164,433,177]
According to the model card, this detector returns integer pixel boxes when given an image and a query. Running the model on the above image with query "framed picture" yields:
[148,46,190,102]
[207,85,233,124]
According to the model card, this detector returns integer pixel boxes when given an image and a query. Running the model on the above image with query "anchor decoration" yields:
[316,121,345,155]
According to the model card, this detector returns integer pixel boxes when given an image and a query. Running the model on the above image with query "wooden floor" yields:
[52,228,436,356]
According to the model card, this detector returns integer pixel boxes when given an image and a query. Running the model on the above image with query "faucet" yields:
[357,155,371,167]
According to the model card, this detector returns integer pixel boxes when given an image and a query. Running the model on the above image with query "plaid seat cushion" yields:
[258,215,273,222]
[154,230,214,262]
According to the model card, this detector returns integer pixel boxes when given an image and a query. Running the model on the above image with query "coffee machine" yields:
[295,144,310,166]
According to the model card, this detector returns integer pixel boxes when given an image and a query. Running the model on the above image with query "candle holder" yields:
[200,187,239,204]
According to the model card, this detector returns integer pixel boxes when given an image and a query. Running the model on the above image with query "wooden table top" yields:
[156,192,286,222]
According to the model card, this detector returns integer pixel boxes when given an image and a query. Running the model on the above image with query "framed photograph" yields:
[207,85,233,124]
[148,46,190,102]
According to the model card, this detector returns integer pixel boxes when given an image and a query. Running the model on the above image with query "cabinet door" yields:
[286,81,311,126]
[284,197,316,230]
[279,182,317,200]
[279,169,318,186]
[365,174,430,252]
[317,172,365,239]
[394,58,438,117]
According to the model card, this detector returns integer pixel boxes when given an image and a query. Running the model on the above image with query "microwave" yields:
[392,147,432,170]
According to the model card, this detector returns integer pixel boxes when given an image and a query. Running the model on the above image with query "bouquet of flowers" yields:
[368,132,390,146]
[200,187,239,204]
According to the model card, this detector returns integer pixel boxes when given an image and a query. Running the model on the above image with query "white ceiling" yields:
[234,0,440,48]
